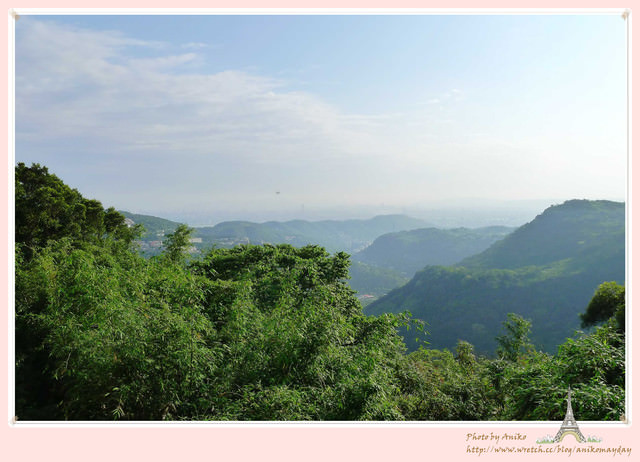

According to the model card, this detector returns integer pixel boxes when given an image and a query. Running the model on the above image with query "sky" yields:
[14,13,628,224]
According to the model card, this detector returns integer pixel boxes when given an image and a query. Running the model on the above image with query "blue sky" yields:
[14,13,627,222]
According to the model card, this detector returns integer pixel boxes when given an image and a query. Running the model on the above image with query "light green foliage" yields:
[16,172,423,420]
[396,342,495,420]
[189,244,417,420]
[16,239,219,419]
[490,294,625,421]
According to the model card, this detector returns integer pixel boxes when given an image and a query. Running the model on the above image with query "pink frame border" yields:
[2,3,637,460]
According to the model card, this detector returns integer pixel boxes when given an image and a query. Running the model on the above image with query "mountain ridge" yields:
[119,211,429,254]
[366,199,625,354]
[353,225,515,276]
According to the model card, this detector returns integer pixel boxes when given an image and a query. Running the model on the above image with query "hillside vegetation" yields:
[367,200,625,353]
[15,163,624,421]
[353,226,514,276]
[460,200,624,270]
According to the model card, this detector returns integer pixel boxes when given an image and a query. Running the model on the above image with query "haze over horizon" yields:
[152,198,565,228]
[15,13,627,224]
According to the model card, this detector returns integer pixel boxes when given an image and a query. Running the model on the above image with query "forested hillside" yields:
[15,164,625,421]
[460,200,624,269]
[367,200,625,353]
[353,226,514,276]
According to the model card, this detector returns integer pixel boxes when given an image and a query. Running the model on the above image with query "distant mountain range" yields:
[195,215,429,253]
[366,200,625,354]
[119,211,429,255]
[120,211,516,301]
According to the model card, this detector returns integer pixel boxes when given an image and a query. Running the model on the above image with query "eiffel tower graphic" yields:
[554,387,586,443]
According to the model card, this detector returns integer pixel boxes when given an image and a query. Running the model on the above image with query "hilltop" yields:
[366,200,625,353]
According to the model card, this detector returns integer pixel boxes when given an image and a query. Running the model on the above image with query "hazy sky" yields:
[15,13,627,222]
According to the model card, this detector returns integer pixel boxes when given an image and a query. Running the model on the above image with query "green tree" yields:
[15,162,139,258]
[495,313,534,362]
[18,163,625,422]
[163,223,194,263]
[15,163,85,251]
[16,239,220,420]
[496,324,624,421]
[580,281,625,332]
[397,345,496,420]
[189,244,417,420]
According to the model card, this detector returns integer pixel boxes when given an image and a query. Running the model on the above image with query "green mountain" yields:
[119,211,181,237]
[366,200,625,354]
[120,211,429,256]
[118,211,185,255]
[459,200,624,270]
[353,226,514,276]
[193,214,429,253]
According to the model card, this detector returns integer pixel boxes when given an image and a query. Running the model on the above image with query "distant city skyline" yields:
[15,13,627,223]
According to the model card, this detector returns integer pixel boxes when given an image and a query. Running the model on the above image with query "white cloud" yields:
[16,18,389,168]
[14,18,625,215]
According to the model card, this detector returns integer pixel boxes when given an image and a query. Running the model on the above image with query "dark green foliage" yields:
[15,163,140,256]
[367,200,625,354]
[461,200,624,270]
[581,281,625,332]
[15,163,86,249]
